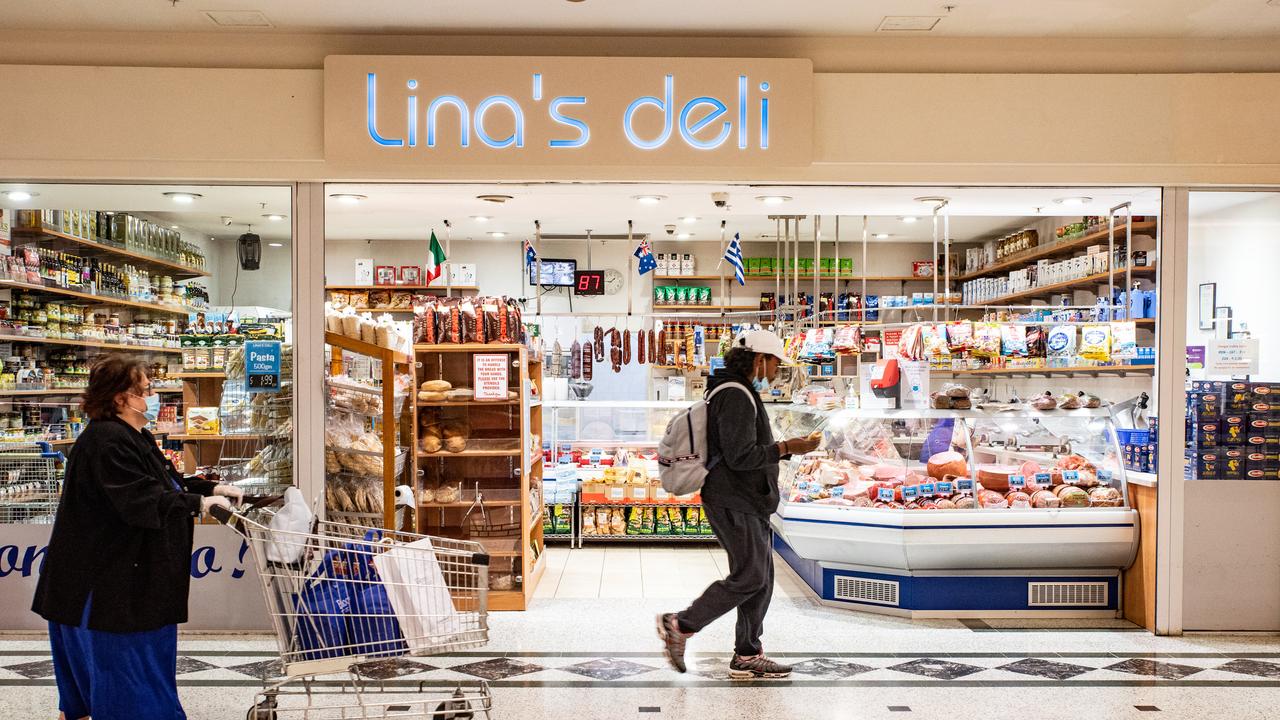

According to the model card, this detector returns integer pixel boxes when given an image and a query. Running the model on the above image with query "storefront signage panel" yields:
[324,56,813,167]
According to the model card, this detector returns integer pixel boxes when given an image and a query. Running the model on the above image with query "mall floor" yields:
[2,545,1278,719]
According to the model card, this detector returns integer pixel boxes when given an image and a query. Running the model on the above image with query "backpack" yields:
[657,382,757,495]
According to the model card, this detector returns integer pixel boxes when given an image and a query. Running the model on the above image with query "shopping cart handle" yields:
[209,504,235,524]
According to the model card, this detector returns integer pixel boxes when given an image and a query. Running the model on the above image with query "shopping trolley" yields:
[212,501,493,720]
[0,441,65,524]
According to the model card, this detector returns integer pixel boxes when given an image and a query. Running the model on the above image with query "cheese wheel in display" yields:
[926,451,967,480]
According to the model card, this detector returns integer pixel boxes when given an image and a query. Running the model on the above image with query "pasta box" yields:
[1220,415,1246,446]
[1192,420,1220,449]
[1226,382,1252,413]
[1222,448,1246,479]
[1196,449,1222,479]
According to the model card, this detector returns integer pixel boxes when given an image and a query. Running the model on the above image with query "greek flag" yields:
[724,233,745,285]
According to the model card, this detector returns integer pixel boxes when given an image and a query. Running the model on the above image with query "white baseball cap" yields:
[735,329,792,364]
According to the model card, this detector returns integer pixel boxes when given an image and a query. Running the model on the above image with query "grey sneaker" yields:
[656,613,691,673]
[729,654,793,679]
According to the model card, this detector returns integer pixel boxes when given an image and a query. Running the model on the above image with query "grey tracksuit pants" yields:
[676,503,774,657]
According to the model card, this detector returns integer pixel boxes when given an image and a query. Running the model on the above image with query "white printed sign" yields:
[1208,339,1260,375]
[472,353,511,400]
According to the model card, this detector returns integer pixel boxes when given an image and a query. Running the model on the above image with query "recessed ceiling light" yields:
[755,195,792,205]
[1054,196,1094,206]
[262,213,287,222]
[169,225,179,229]
[632,194,667,205]
[874,233,892,240]
[487,231,508,238]
[476,194,513,204]
[899,216,918,224]
[2,190,37,201]
[680,216,699,224]
[677,233,693,240]
[267,242,284,248]
[103,211,116,216]
[877,16,942,32]
[329,193,367,205]
[163,192,202,204]
[470,215,492,223]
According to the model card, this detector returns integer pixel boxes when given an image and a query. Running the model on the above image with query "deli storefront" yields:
[0,56,1278,634]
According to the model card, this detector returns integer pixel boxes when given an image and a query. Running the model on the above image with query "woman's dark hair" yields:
[82,354,149,421]
[723,346,758,379]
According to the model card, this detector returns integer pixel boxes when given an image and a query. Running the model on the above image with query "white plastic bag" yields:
[373,537,465,651]
[266,487,314,564]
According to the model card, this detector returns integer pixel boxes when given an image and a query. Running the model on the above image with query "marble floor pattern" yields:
[2,546,1279,719]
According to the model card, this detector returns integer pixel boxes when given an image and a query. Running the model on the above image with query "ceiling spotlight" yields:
[487,231,508,238]
[874,233,892,240]
[329,193,367,205]
[899,216,918,224]
[680,216,699,224]
[267,242,284,248]
[163,192,203,204]
[677,233,693,240]
[476,194,513,204]
[755,195,792,205]
[2,190,37,201]
[262,213,287,222]
[1054,196,1094,206]
[632,194,667,205]
[470,215,492,223]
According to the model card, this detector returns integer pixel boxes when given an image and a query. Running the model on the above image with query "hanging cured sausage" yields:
[637,330,646,365]
[582,341,593,381]
[569,341,582,380]
[622,330,632,365]
[609,328,622,373]
[593,326,604,362]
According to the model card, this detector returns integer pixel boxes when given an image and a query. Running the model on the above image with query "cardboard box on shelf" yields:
[448,263,477,286]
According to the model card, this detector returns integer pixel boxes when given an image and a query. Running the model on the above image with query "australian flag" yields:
[523,238,537,268]
[634,236,657,275]
[724,233,746,285]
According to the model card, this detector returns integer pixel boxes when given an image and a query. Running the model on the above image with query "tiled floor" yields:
[3,546,1280,719]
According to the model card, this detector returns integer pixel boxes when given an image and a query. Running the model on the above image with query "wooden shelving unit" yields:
[0,279,194,316]
[414,342,543,610]
[326,284,479,292]
[13,227,210,278]
[938,365,1156,378]
[0,334,184,354]
[956,220,1158,282]
[324,331,414,531]
[979,265,1157,306]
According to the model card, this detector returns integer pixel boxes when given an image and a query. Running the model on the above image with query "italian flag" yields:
[424,230,447,283]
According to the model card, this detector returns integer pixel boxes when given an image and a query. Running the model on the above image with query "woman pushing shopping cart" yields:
[211,490,495,720]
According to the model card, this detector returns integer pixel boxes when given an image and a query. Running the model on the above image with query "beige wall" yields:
[1,63,1279,186]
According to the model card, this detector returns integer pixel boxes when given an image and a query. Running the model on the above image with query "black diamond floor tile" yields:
[790,658,874,679]
[693,657,732,681]
[3,660,57,679]
[559,658,657,681]
[1106,659,1204,680]
[352,658,437,680]
[999,657,1095,680]
[174,656,218,676]
[1217,659,1280,679]
[226,659,284,681]
[448,657,544,681]
[888,658,985,680]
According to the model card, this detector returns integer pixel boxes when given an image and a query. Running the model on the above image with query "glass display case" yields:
[543,400,687,461]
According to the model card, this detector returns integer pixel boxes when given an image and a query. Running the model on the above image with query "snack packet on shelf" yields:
[946,321,973,354]
[972,322,1002,359]
[1000,324,1029,358]
[1080,323,1112,362]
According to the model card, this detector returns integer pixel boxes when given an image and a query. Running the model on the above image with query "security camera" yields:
[221,216,233,227]
[711,192,730,209]
[664,224,677,236]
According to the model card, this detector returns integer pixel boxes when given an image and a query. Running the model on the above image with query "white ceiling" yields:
[0,183,293,244]
[3,1,1279,37]
[323,183,1162,246]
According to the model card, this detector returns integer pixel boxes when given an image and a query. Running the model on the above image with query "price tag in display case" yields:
[1009,475,1026,490]
[1063,470,1080,485]
[877,487,895,503]
[902,485,921,502]
[245,340,282,393]
[1035,472,1052,487]
[608,486,627,502]
[919,482,936,497]
[935,481,954,496]
[956,478,975,494]
[472,353,510,401]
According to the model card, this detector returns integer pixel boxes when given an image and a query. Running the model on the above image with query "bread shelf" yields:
[957,220,1158,282]
[325,331,412,365]
[0,279,197,316]
[13,228,210,278]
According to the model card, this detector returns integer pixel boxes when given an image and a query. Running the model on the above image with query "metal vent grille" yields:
[833,576,899,606]
[1027,582,1109,607]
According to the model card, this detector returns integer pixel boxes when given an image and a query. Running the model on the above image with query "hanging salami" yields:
[594,326,605,362]
[622,330,632,365]
[582,341,594,381]
[609,328,622,373]
[636,330,646,365]
[569,340,581,380]
[657,329,667,365]
[648,329,657,363]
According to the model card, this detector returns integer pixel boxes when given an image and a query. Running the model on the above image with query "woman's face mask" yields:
[127,386,160,423]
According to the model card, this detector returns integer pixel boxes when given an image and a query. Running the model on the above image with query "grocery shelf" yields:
[418,445,522,458]
[419,499,523,508]
[326,284,478,292]
[742,274,936,282]
[13,227,210,279]
[0,279,196,316]
[0,388,85,396]
[175,371,227,379]
[413,343,525,353]
[325,331,412,365]
[938,365,1156,378]
[978,265,1157,306]
[652,275,724,281]
[581,534,717,542]
[170,433,268,441]
[956,220,1159,282]
[652,305,762,312]
[0,334,184,354]
[342,306,415,313]
[416,400,520,408]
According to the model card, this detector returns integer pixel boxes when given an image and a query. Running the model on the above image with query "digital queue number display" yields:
[574,270,605,296]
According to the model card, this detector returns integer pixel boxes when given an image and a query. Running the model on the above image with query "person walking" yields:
[657,330,821,679]
[32,355,244,720]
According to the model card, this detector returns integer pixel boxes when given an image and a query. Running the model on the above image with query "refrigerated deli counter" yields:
[769,405,1140,618]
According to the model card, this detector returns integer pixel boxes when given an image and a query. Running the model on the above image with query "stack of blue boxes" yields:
[1185,381,1280,480]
